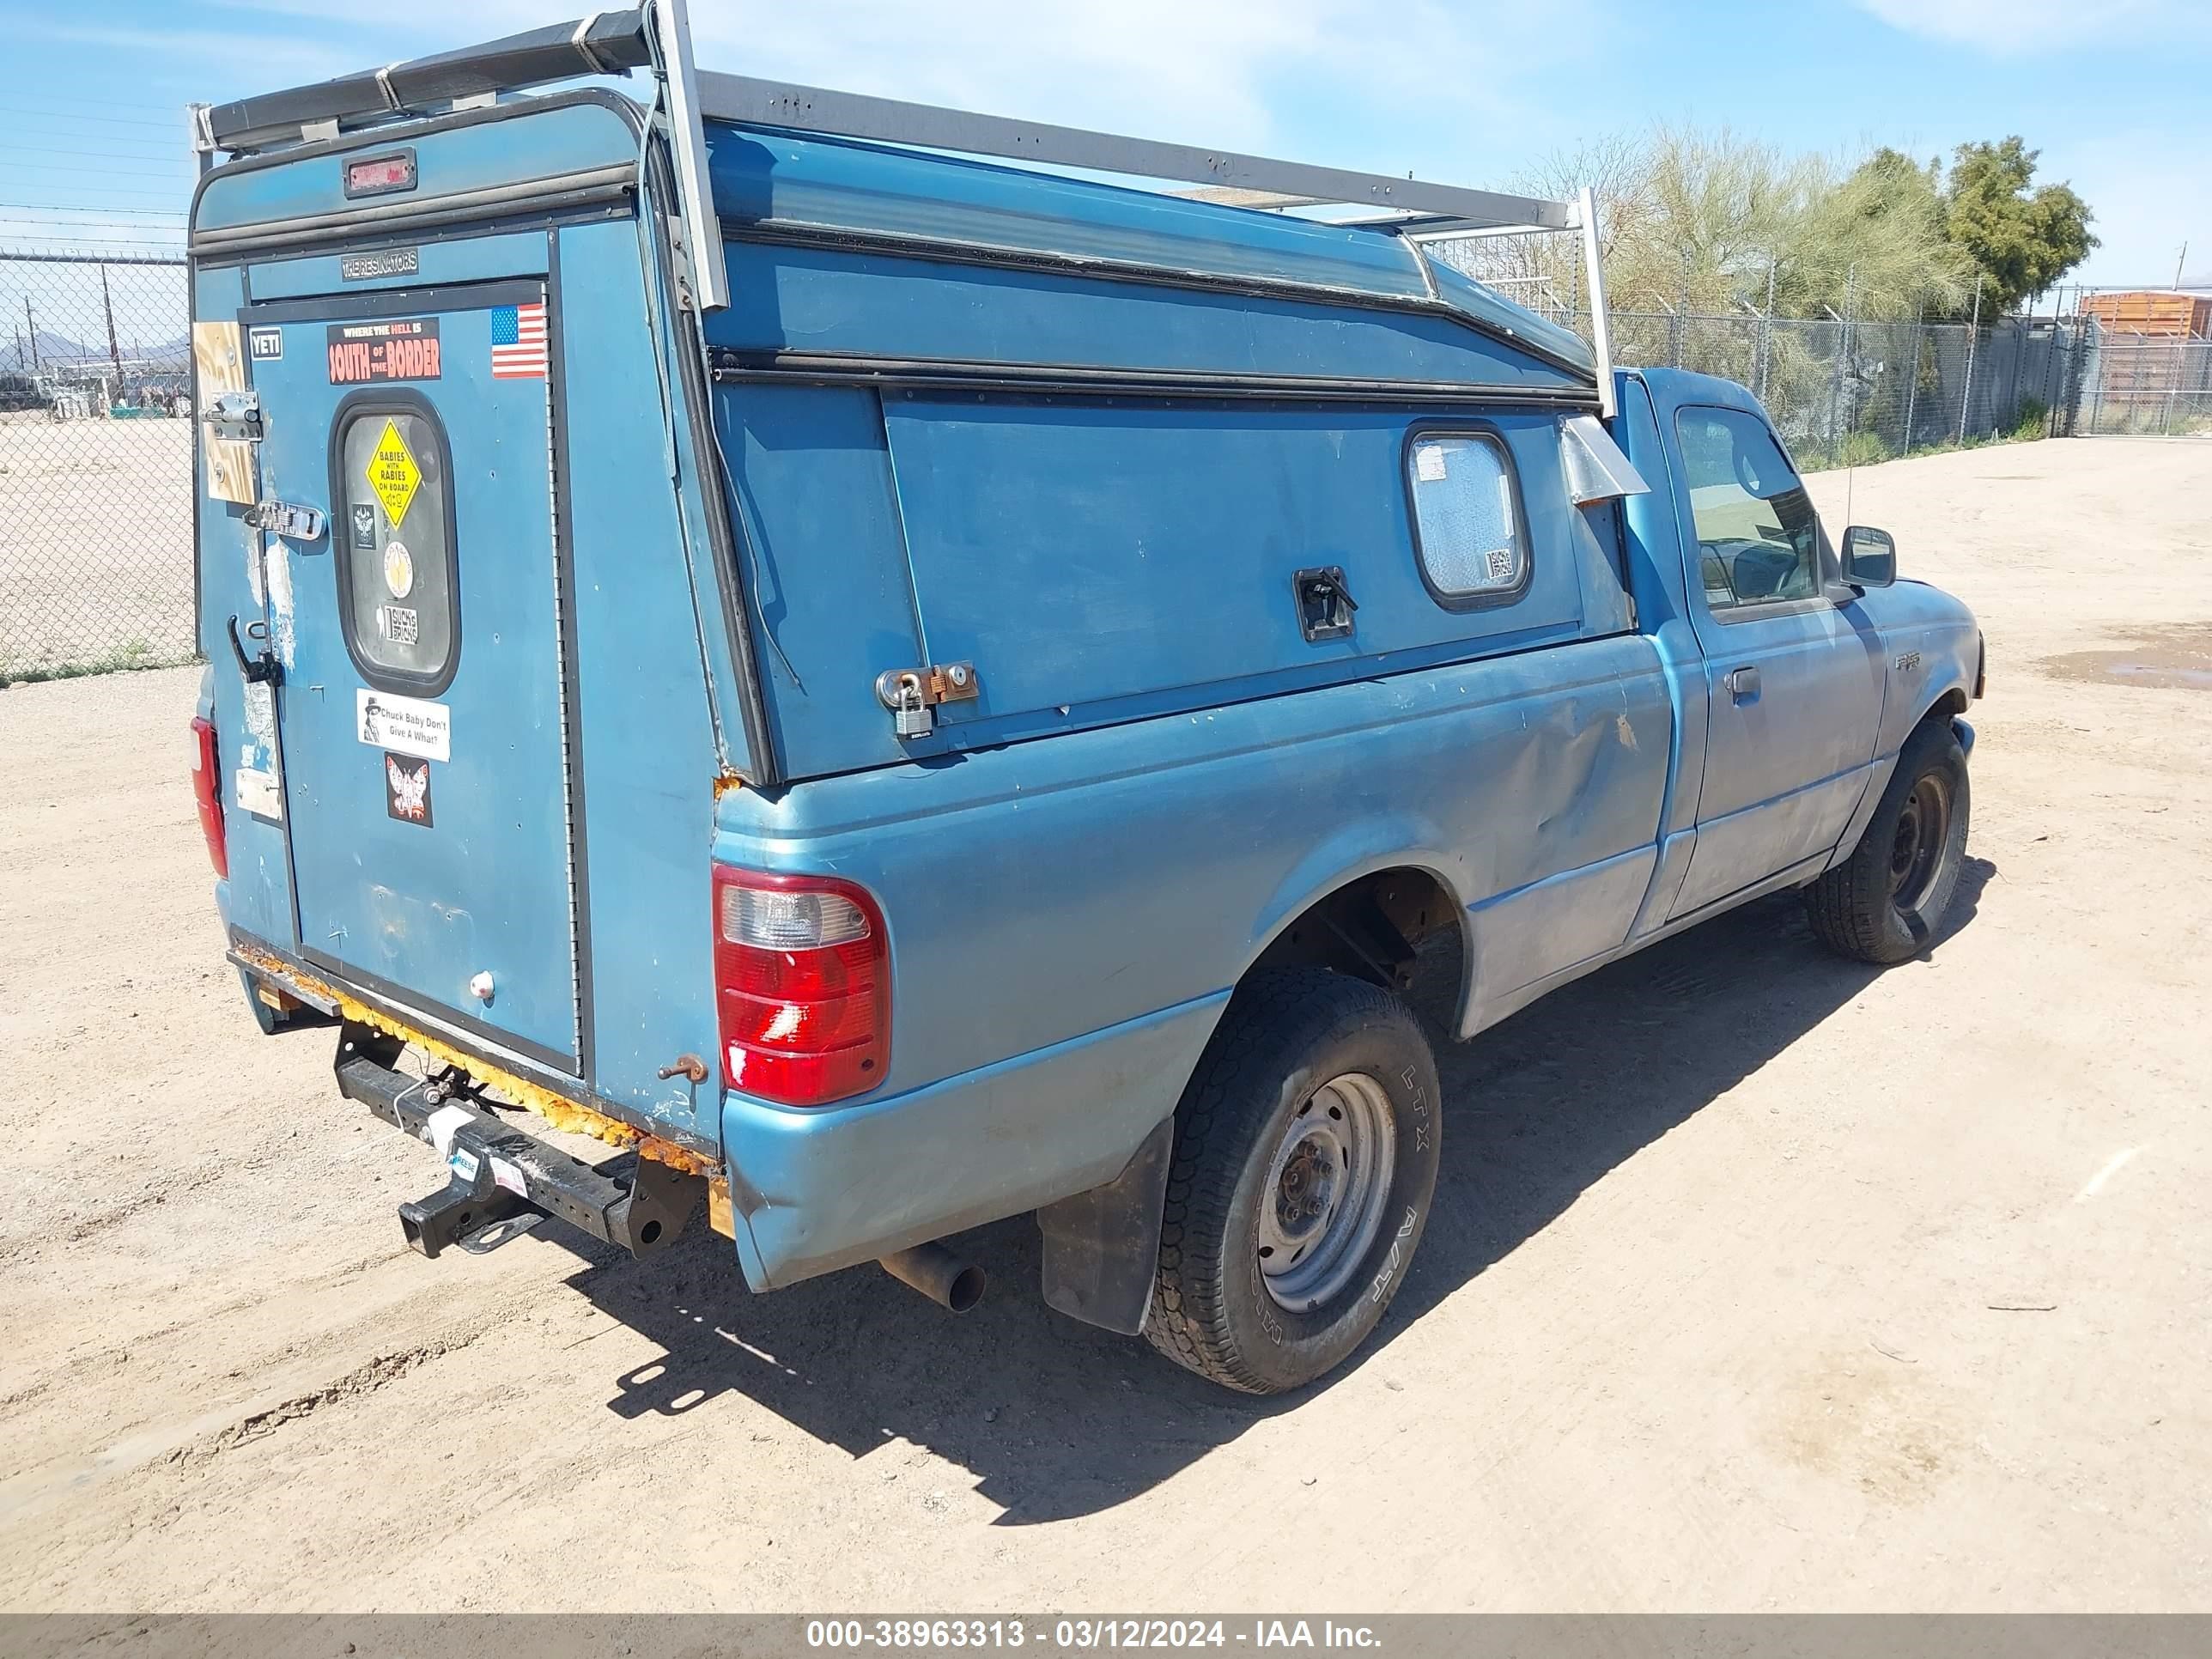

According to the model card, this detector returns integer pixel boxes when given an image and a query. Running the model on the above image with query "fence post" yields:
[2088,319,2106,436]
[1826,270,1854,455]
[1958,274,1984,441]
[1903,301,1922,452]
[1758,257,1776,404]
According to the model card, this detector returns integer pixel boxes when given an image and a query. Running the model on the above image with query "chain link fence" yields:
[0,251,194,682]
[2073,332,2212,437]
[1431,234,2088,469]
[0,239,2199,682]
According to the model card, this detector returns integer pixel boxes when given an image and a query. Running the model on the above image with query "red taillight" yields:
[189,715,228,879]
[712,866,889,1106]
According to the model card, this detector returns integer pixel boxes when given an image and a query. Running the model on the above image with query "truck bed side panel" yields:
[714,633,1670,1285]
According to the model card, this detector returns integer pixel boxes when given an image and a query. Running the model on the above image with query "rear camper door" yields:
[246,282,580,1068]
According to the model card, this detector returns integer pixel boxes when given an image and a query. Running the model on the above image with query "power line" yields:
[0,203,187,217]
[0,238,185,252]
[0,103,183,131]
[0,193,187,209]
[0,141,186,164]
[0,216,185,232]
[0,160,191,180]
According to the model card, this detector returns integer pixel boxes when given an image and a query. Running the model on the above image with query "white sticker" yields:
[248,326,283,361]
[234,766,283,822]
[383,538,415,599]
[357,689,450,761]
[426,1103,472,1158]
[1415,445,1449,483]
[490,1158,530,1199]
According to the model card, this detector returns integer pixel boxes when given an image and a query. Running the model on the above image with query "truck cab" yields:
[191,7,1978,1395]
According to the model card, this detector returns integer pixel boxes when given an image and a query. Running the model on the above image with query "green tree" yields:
[1942,138,2096,313]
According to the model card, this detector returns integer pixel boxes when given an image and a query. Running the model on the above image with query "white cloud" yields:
[1852,0,2208,52]
[216,0,1601,177]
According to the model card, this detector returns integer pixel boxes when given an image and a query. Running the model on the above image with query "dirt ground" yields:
[1,437,2208,1613]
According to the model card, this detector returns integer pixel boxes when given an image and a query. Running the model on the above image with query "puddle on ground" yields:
[2040,623,2212,691]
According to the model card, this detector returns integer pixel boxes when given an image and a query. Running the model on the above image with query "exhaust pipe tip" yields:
[879,1241,987,1313]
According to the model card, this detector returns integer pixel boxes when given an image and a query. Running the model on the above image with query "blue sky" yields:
[1,0,2204,292]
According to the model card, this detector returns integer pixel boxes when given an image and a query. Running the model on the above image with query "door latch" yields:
[1726,665,1761,701]
[243,499,326,543]
[204,389,263,445]
[874,661,980,740]
[1294,566,1358,643]
[225,614,283,687]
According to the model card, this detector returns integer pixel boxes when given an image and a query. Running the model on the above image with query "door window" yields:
[331,395,458,693]
[1405,431,1528,607]
[1674,406,1820,611]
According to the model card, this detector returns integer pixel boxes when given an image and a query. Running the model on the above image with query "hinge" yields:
[874,661,980,740]
[242,500,326,542]
[204,389,264,445]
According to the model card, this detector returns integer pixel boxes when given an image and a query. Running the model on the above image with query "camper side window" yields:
[331,398,459,695]
[1406,432,1528,609]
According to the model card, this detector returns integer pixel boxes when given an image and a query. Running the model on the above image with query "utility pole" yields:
[2177,242,2189,289]
[23,298,36,370]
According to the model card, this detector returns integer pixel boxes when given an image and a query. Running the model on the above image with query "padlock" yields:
[891,672,933,739]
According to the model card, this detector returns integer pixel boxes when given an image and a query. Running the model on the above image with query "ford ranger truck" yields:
[188,9,1981,1393]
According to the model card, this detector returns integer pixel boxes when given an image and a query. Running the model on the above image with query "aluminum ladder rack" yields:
[191,1,1616,412]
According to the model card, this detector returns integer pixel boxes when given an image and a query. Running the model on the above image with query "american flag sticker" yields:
[489,301,547,380]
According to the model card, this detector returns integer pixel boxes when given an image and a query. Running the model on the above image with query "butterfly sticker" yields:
[384,752,433,826]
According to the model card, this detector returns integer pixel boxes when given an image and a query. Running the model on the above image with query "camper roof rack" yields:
[190,0,1616,412]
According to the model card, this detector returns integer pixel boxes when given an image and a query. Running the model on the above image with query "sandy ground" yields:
[1,437,2208,1613]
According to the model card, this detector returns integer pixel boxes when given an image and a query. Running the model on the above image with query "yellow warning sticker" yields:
[366,418,421,527]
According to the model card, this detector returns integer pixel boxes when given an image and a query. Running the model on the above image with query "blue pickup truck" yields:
[188,9,1981,1393]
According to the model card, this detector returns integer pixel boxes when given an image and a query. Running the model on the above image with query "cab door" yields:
[1665,403,1883,919]
[243,280,581,1068]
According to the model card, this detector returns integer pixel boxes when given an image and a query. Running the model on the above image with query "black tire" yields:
[1806,718,1972,965]
[1146,969,1442,1395]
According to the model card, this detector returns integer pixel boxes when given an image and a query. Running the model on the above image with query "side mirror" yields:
[1841,525,1897,587]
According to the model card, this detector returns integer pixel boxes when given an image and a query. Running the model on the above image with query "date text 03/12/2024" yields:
[804,1620,1384,1650]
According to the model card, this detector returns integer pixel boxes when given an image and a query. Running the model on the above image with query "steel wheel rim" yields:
[1889,771,1953,915]
[1257,1071,1397,1313]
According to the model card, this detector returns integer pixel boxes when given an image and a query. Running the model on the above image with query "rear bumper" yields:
[242,931,1222,1293]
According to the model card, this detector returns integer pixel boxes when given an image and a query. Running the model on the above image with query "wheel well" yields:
[1923,688,1967,724]
[1248,867,1458,993]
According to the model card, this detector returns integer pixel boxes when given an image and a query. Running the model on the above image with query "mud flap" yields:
[1036,1114,1175,1335]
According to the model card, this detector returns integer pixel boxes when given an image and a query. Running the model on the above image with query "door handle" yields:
[226,614,283,687]
[1726,665,1760,700]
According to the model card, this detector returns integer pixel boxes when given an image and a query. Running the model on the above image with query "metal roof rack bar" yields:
[189,7,1615,408]
[692,71,1577,234]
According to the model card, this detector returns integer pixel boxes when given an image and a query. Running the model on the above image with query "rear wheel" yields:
[1806,718,1972,964]
[1146,969,1441,1395]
